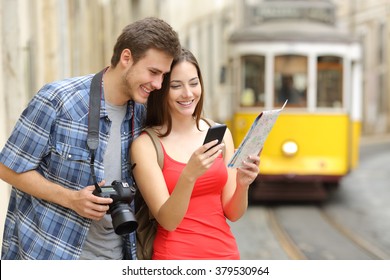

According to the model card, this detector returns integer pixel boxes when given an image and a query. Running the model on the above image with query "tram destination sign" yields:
[243,0,335,26]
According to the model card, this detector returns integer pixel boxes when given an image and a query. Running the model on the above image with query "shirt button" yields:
[68,154,72,159]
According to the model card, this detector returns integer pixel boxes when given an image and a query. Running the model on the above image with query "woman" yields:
[130,48,260,259]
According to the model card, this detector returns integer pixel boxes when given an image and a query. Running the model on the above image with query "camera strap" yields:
[87,68,106,193]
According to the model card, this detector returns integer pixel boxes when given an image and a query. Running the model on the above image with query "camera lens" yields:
[110,203,138,235]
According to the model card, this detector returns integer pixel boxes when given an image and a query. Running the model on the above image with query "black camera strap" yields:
[87,69,106,193]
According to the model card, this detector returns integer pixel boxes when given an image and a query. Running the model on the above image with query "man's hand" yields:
[69,181,113,220]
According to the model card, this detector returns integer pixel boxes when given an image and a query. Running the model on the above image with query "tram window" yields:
[274,55,307,107]
[241,55,265,107]
[317,56,343,108]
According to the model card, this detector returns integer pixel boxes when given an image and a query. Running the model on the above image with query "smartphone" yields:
[203,124,227,152]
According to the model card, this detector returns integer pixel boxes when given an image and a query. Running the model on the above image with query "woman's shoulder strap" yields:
[202,117,215,127]
[143,128,164,169]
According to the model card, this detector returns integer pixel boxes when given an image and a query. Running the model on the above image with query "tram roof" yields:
[230,21,358,44]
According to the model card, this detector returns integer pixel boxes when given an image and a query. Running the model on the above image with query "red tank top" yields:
[152,145,240,260]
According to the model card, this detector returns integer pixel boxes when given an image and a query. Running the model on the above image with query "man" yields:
[0,17,181,259]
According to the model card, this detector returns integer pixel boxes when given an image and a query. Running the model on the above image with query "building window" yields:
[240,55,265,107]
[274,55,307,107]
[317,56,343,108]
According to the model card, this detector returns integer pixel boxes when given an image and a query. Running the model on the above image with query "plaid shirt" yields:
[0,73,145,259]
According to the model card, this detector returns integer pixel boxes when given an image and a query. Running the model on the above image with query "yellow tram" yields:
[227,1,362,200]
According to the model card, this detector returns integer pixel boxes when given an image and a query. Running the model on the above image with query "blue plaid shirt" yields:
[0,73,145,259]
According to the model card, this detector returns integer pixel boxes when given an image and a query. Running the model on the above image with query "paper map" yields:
[228,100,288,168]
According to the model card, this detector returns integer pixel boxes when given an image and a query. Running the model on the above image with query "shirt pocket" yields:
[54,142,90,162]
[49,142,92,187]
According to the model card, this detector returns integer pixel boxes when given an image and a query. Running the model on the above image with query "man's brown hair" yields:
[111,17,181,67]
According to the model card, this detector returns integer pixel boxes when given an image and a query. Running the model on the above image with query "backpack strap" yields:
[143,128,164,169]
[134,128,162,222]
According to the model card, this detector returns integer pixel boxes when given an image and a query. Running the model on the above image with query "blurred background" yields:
[1,0,390,259]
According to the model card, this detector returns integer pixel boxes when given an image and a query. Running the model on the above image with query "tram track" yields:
[319,209,390,260]
[234,139,390,260]
[267,208,307,260]
[266,206,390,260]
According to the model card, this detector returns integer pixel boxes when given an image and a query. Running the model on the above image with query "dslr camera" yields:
[93,180,138,235]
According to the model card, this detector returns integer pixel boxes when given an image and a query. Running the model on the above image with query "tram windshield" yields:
[275,55,307,108]
[239,54,344,109]
[317,56,343,108]
[240,55,265,107]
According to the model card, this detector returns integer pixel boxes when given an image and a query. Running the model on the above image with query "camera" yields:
[93,180,138,235]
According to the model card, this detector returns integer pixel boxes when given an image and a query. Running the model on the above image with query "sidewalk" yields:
[360,133,390,146]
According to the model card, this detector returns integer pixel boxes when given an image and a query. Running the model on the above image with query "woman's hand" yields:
[236,155,260,188]
[183,140,224,181]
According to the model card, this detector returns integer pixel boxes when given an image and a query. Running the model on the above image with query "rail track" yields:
[266,206,390,260]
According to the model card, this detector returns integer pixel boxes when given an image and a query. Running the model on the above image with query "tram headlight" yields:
[282,140,298,157]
